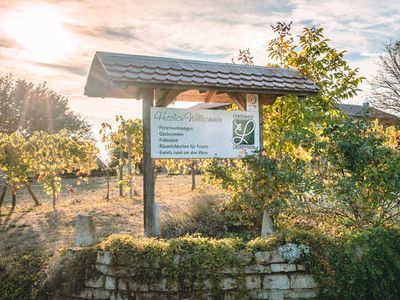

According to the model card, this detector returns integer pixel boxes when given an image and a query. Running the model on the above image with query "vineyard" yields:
[0,174,224,253]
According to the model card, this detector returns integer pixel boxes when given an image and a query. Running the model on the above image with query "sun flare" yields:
[2,4,76,63]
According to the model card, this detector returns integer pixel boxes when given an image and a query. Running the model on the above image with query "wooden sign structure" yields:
[85,51,319,237]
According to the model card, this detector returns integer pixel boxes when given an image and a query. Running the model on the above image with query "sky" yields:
[0,0,399,142]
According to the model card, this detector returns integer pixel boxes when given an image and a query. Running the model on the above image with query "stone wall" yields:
[48,249,318,300]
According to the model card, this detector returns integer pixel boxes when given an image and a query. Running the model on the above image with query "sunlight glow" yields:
[2,4,76,63]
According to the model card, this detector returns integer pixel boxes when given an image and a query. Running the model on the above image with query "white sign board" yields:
[246,94,259,111]
[151,107,260,159]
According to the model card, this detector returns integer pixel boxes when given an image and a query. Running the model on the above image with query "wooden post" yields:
[142,89,156,237]
[127,132,133,200]
[259,103,264,149]
[119,149,123,197]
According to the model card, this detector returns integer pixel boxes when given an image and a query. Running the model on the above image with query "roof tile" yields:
[86,52,320,96]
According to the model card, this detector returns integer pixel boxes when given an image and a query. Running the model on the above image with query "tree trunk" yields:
[119,149,124,197]
[11,184,17,210]
[191,161,196,191]
[0,185,8,214]
[51,180,56,209]
[25,183,40,206]
[106,168,110,201]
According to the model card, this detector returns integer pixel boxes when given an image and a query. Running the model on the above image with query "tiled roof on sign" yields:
[85,51,320,98]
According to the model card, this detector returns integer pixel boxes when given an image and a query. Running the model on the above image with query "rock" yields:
[86,275,104,288]
[270,263,297,273]
[246,275,262,289]
[261,210,275,237]
[129,281,149,292]
[268,290,285,300]
[255,251,285,265]
[150,278,167,291]
[245,264,272,274]
[78,288,93,298]
[286,288,318,299]
[75,214,96,246]
[105,276,117,290]
[97,251,112,265]
[263,274,290,290]
[296,264,306,271]
[118,279,128,291]
[290,274,317,289]
[220,277,237,290]
[250,289,270,299]
[92,289,110,299]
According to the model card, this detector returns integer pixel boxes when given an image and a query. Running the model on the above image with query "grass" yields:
[0,174,225,256]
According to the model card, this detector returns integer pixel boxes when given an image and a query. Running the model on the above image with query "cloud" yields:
[68,24,138,41]
[0,0,398,128]
[34,61,87,77]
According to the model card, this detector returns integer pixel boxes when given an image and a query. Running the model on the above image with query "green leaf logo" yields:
[232,119,255,145]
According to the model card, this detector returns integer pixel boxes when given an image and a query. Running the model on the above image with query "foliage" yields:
[247,227,400,300]
[27,130,98,206]
[101,116,142,169]
[204,151,306,229]
[0,73,90,137]
[370,41,400,114]
[206,118,400,231]
[0,132,33,188]
[306,118,400,228]
[39,248,98,298]
[99,234,247,297]
[0,250,47,300]
[264,22,364,158]
[334,227,400,299]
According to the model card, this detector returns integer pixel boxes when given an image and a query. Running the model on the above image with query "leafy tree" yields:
[264,22,364,158]
[28,130,98,208]
[205,23,367,231]
[0,132,40,211]
[0,74,90,137]
[369,41,400,114]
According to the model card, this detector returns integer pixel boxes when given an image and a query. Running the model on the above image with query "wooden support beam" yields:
[204,90,217,102]
[259,94,278,106]
[227,92,246,111]
[176,90,232,103]
[156,89,185,107]
[142,88,156,237]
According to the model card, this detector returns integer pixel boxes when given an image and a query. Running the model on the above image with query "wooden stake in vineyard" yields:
[127,131,133,200]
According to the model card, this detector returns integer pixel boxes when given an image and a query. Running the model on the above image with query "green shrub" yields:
[334,227,400,300]
[0,250,47,300]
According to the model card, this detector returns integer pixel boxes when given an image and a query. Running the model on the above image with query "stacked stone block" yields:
[49,249,317,300]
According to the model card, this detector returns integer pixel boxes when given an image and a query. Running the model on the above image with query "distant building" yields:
[339,103,399,125]
[190,102,399,125]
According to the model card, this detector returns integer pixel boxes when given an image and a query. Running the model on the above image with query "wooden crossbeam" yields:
[155,89,186,107]
[204,90,217,102]
[176,90,232,103]
[227,92,246,111]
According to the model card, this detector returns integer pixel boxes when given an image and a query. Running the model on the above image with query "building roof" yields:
[339,103,399,123]
[84,51,320,99]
